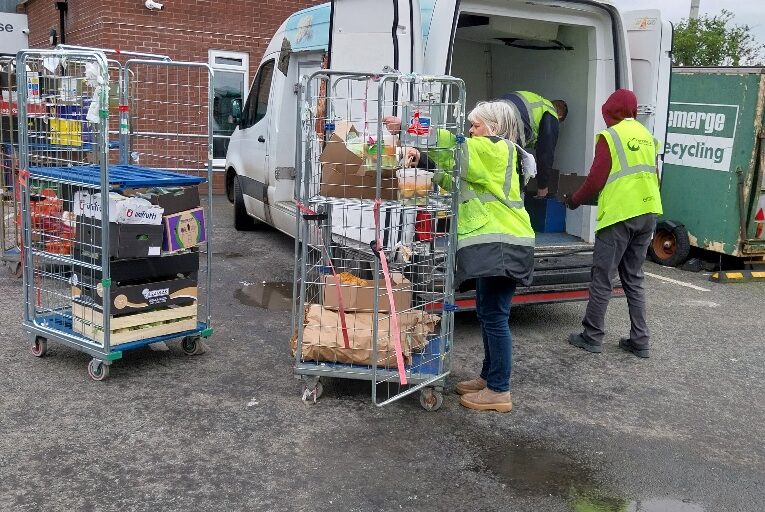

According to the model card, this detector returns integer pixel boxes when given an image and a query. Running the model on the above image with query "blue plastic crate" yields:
[524,196,566,233]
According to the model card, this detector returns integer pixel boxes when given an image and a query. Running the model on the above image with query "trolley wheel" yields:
[233,174,257,231]
[12,261,22,278]
[649,222,691,267]
[419,387,444,412]
[30,336,47,357]
[301,379,323,403]
[181,336,202,356]
[87,359,109,381]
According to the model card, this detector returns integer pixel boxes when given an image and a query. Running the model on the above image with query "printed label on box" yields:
[74,191,164,225]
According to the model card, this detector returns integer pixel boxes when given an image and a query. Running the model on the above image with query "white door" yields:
[625,10,673,159]
[329,0,423,73]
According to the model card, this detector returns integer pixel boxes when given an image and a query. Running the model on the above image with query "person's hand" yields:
[563,194,577,210]
[534,186,548,199]
[404,147,420,167]
[383,116,402,135]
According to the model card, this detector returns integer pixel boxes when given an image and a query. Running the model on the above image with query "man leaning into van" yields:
[564,89,663,359]
[502,91,567,198]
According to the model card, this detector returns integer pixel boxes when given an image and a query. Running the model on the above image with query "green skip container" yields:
[654,67,765,265]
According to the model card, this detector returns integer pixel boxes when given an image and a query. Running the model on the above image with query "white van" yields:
[224,0,672,307]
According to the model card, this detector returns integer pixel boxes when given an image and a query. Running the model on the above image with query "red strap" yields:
[373,199,408,385]
[297,202,350,349]
[18,169,29,188]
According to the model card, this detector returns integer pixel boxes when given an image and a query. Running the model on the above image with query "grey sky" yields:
[611,0,765,45]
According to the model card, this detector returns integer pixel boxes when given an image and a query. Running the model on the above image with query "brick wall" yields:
[21,0,324,192]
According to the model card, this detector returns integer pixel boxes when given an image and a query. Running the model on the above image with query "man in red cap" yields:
[564,89,663,358]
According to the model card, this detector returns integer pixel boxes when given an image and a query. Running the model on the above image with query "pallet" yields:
[72,302,198,345]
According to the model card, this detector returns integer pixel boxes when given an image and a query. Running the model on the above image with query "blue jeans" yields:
[476,277,516,392]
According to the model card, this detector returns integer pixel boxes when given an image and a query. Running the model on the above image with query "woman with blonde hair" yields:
[385,100,535,412]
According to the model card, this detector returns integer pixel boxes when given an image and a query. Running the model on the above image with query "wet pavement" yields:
[0,196,763,511]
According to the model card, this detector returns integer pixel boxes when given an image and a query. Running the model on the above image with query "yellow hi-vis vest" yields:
[596,119,663,231]
[456,136,535,249]
[516,91,558,148]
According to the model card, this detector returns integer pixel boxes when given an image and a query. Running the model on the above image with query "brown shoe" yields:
[459,388,513,412]
[455,377,487,395]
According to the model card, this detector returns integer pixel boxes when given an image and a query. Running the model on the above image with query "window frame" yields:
[242,59,275,130]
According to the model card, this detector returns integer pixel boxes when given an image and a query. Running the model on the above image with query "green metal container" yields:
[660,67,765,258]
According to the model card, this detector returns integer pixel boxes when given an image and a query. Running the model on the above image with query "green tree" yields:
[672,10,764,66]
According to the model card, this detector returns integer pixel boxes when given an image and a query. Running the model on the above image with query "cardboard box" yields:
[75,216,164,260]
[318,121,398,200]
[162,207,207,253]
[70,251,199,284]
[133,187,200,216]
[74,191,164,225]
[71,274,198,317]
[323,273,412,313]
[526,171,595,206]
[557,173,597,206]
[72,302,197,345]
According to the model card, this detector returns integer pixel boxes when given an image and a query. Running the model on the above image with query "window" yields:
[209,50,249,162]
[242,60,275,129]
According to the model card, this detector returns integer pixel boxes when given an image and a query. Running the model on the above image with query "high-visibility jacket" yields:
[435,132,535,289]
[596,118,663,231]
[515,91,558,148]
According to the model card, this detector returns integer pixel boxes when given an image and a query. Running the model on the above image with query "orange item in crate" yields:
[44,240,73,255]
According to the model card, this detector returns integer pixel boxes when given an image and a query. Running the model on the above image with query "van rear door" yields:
[329,0,423,73]
[625,10,673,160]
[420,0,459,75]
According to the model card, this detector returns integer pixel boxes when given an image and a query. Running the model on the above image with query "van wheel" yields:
[234,175,257,231]
[649,222,691,267]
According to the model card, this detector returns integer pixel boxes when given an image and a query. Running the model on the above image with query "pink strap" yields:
[297,202,350,349]
[373,199,408,385]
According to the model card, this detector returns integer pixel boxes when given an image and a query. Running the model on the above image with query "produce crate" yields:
[72,302,198,345]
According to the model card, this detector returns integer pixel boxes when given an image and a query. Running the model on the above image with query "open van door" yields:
[625,10,673,162]
[329,0,423,73]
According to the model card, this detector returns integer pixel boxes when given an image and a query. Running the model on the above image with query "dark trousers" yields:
[476,277,517,392]
[583,213,657,347]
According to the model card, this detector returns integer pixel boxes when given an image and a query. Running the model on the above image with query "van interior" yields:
[450,10,609,245]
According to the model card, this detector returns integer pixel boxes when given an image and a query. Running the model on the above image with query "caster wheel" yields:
[301,380,323,403]
[181,336,202,356]
[31,336,47,357]
[420,388,443,411]
[87,359,109,381]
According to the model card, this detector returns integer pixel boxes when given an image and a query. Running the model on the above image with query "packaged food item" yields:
[396,168,433,204]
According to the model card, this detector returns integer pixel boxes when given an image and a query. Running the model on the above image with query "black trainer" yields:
[568,333,603,353]
[619,337,650,358]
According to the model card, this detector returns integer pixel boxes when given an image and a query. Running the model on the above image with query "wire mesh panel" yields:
[17,49,213,380]
[0,56,23,275]
[293,71,465,410]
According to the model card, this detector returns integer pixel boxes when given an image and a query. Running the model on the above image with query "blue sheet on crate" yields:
[28,164,206,189]
[34,309,207,353]
[299,336,444,378]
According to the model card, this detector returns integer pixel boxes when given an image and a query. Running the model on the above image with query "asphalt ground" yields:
[0,196,763,512]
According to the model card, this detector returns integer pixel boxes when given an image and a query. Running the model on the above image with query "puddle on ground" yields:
[572,496,705,512]
[478,444,704,511]
[483,444,592,497]
[234,282,294,311]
